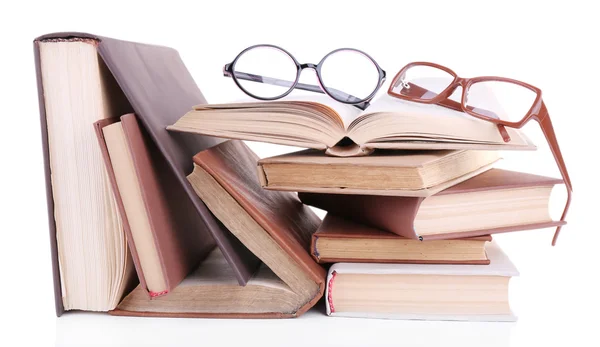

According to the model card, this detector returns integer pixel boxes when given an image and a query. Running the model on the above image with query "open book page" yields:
[192,94,361,129]
[170,93,362,149]
[279,94,361,129]
[349,94,534,149]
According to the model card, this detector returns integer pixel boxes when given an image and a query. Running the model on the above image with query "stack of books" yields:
[169,98,564,322]
[35,33,566,321]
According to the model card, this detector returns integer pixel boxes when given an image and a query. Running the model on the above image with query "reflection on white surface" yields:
[55,307,514,347]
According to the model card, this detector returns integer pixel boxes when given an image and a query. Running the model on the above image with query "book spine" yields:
[149,290,169,298]
[327,271,337,314]
[311,236,320,262]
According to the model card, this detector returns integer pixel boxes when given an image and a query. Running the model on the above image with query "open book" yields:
[168,94,535,157]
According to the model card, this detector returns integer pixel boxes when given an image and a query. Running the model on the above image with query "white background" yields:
[1,0,599,346]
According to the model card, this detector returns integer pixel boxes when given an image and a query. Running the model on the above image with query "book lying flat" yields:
[35,33,258,315]
[300,169,565,239]
[325,241,518,321]
[312,215,491,264]
[112,141,325,318]
[167,94,535,157]
[258,149,500,197]
[95,114,214,298]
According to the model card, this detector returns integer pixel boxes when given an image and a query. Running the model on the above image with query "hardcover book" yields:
[257,149,499,197]
[95,114,214,298]
[167,94,535,157]
[113,140,325,318]
[325,241,518,321]
[312,215,491,264]
[34,32,258,316]
[300,169,565,240]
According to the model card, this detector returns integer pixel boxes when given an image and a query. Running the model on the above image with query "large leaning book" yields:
[325,241,518,321]
[167,94,535,157]
[312,215,491,264]
[35,33,135,313]
[35,32,257,316]
[95,114,213,298]
[112,140,325,318]
[300,169,565,239]
[257,149,500,197]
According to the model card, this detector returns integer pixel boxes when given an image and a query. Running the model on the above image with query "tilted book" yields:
[34,32,258,316]
[300,169,565,239]
[95,114,214,298]
[167,94,535,157]
[113,140,325,318]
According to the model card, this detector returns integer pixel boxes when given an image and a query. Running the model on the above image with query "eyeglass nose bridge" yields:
[300,63,318,70]
[441,77,469,99]
[447,77,468,91]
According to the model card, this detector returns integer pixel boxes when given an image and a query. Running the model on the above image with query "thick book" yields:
[325,241,518,321]
[35,32,257,316]
[95,114,214,298]
[257,149,500,197]
[312,215,491,264]
[300,169,565,240]
[167,94,535,157]
[112,141,325,318]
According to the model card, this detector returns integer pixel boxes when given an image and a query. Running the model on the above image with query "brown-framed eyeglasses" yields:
[388,62,572,245]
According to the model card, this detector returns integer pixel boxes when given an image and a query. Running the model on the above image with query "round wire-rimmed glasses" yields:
[388,62,572,245]
[223,44,386,110]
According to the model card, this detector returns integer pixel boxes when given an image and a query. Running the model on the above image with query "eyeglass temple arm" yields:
[224,67,369,110]
[535,102,572,246]
[405,82,511,142]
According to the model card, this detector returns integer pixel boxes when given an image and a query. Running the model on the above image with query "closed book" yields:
[35,32,258,316]
[95,114,214,298]
[113,141,325,318]
[325,240,518,321]
[300,169,565,240]
[312,215,491,264]
[258,149,500,197]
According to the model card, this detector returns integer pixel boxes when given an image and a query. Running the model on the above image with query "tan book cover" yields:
[312,215,491,264]
[258,149,500,197]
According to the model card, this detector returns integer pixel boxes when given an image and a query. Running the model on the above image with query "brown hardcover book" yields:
[167,94,535,157]
[95,114,214,298]
[257,149,500,197]
[112,141,325,318]
[300,169,565,240]
[312,215,491,264]
[35,32,257,316]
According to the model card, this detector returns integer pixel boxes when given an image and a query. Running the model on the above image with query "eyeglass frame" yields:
[388,62,572,245]
[223,44,387,110]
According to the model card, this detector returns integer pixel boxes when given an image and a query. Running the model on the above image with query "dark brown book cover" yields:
[299,169,565,241]
[34,33,258,316]
[312,214,492,265]
[94,114,215,298]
